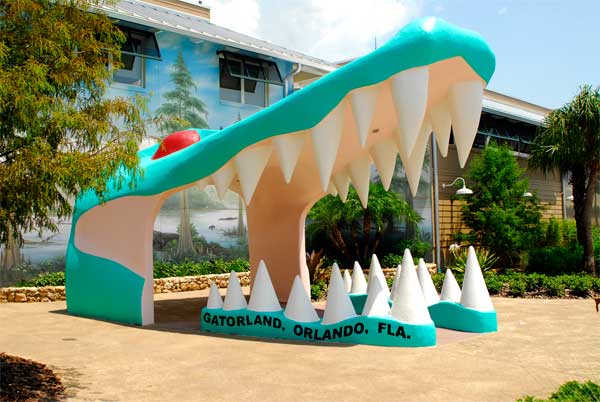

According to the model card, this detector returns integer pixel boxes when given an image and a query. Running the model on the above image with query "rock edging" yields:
[0,272,251,303]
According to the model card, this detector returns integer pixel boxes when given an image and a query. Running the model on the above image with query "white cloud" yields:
[498,6,508,15]
[201,0,422,62]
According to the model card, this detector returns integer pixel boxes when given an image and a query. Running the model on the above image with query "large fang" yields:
[350,261,368,294]
[284,275,320,323]
[248,260,281,312]
[391,67,429,157]
[321,263,357,325]
[273,132,305,184]
[390,249,432,325]
[348,154,371,208]
[460,246,494,311]
[212,162,236,200]
[222,271,247,310]
[311,104,344,191]
[206,281,223,309]
[350,85,379,147]
[370,138,398,191]
[362,277,391,317]
[403,119,432,196]
[417,258,439,306]
[235,145,272,205]
[430,99,452,157]
[450,80,484,168]
[333,171,351,202]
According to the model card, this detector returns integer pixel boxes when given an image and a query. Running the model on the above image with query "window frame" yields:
[218,51,284,107]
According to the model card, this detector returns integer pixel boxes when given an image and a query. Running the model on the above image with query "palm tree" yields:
[156,51,209,259]
[530,85,600,276]
[307,183,422,265]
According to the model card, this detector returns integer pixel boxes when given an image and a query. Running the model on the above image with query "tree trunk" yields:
[362,212,372,260]
[573,168,598,276]
[176,189,196,259]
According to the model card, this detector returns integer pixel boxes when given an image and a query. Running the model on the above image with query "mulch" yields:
[0,353,65,402]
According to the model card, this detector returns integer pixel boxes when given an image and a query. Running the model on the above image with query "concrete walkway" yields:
[1,291,599,402]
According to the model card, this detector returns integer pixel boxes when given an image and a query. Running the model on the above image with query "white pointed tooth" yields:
[248,260,282,312]
[311,105,344,191]
[284,276,320,323]
[327,181,338,196]
[460,246,494,311]
[390,264,402,299]
[391,66,429,157]
[206,281,223,309]
[212,163,236,200]
[362,277,391,317]
[322,263,357,325]
[370,138,398,191]
[343,269,352,293]
[430,99,452,157]
[223,271,247,310]
[333,171,351,202]
[348,154,371,208]
[235,145,272,205]
[449,80,484,168]
[350,85,379,147]
[403,119,432,197]
[350,261,368,293]
[195,177,211,192]
[440,269,462,303]
[417,258,439,306]
[390,249,432,324]
[366,254,390,299]
[273,132,305,183]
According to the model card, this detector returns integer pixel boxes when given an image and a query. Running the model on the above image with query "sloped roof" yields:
[96,0,337,72]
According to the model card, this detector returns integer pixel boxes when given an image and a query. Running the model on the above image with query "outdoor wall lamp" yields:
[442,177,473,195]
[523,191,533,197]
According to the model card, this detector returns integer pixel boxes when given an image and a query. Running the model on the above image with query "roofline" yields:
[97,2,337,74]
[483,89,551,126]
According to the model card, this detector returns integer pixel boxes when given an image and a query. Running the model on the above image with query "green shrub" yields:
[431,273,444,293]
[15,272,66,287]
[527,246,583,275]
[484,273,504,294]
[153,259,249,279]
[395,239,431,259]
[382,254,403,268]
[517,380,600,402]
[507,275,528,297]
[542,276,565,297]
[310,280,327,301]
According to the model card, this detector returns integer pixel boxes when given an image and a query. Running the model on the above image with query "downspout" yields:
[432,139,441,273]
[284,63,302,97]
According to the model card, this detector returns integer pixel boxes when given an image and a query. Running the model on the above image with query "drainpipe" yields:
[284,63,302,97]
[432,139,441,273]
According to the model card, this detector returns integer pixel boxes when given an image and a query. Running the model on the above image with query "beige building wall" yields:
[436,144,563,266]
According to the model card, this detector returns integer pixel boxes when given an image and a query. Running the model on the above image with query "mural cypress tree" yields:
[156,51,209,259]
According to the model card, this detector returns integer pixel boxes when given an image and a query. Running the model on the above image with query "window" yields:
[113,24,161,87]
[218,51,283,107]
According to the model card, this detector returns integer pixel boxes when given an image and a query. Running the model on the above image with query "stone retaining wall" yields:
[0,265,437,303]
[0,272,251,303]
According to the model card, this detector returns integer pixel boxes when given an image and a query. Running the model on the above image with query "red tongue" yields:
[152,130,201,160]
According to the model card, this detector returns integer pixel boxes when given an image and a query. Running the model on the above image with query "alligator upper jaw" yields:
[200,56,485,209]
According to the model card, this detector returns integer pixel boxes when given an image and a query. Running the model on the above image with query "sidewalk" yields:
[1,291,599,401]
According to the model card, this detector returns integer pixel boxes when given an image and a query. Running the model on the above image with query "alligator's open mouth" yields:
[66,17,495,326]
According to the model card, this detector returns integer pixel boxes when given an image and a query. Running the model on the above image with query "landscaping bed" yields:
[0,353,65,402]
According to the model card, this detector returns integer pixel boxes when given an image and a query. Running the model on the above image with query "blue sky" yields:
[424,0,600,109]
[202,0,600,110]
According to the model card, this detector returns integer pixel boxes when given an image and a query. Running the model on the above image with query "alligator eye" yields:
[152,130,201,160]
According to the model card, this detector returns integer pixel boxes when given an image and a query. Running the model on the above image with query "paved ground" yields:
[1,291,599,402]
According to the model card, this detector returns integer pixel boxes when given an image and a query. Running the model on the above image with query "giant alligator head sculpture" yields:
[66,17,495,325]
